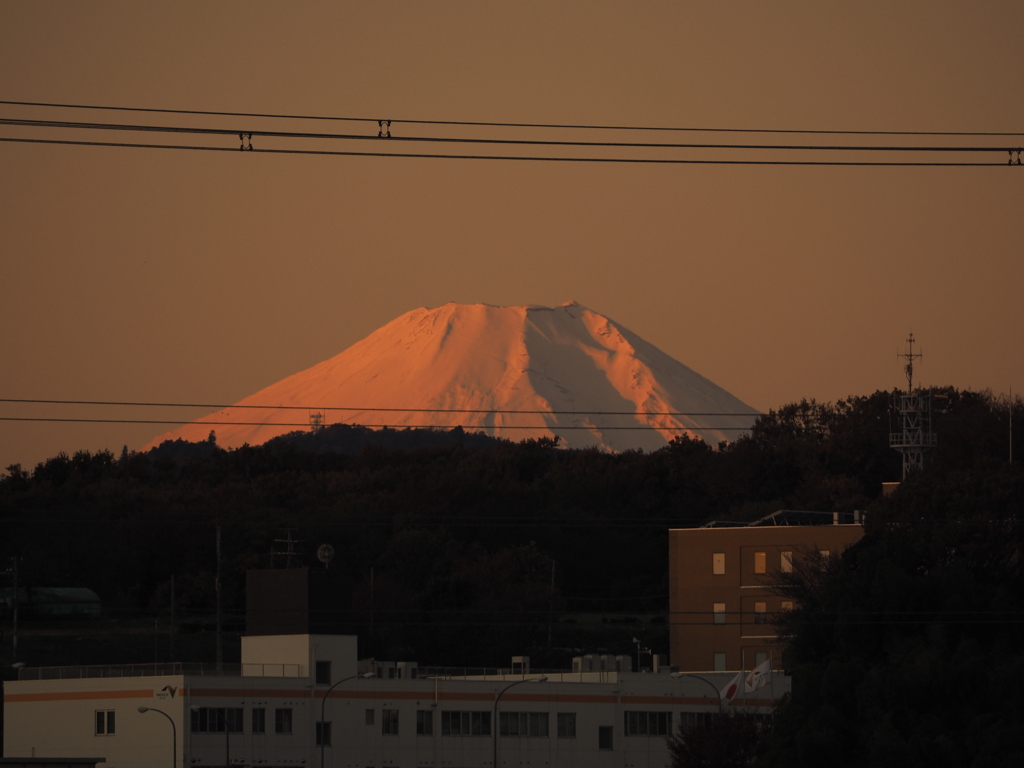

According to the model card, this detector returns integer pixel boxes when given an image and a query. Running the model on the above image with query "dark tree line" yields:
[758,456,1024,768]
[1,388,1020,673]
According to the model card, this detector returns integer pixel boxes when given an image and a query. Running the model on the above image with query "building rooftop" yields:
[697,509,863,528]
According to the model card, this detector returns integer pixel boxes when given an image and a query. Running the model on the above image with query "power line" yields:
[0,417,750,431]
[0,137,1006,166]
[0,514,706,528]
[3,99,1022,137]
[0,397,761,418]
[0,116,1013,153]
[3,508,1014,528]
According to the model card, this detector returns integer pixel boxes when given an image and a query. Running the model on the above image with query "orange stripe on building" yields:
[0,687,772,710]
[191,690,727,706]
[5,689,154,703]
[189,688,312,698]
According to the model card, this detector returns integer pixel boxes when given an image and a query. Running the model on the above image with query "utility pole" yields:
[216,526,223,673]
[11,556,19,663]
[547,560,555,649]
[170,574,176,661]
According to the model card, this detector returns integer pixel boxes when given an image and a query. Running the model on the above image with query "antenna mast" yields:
[902,332,922,392]
[271,530,303,569]
[889,333,937,480]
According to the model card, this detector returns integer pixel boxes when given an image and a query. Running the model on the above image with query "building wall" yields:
[4,663,785,768]
[240,634,358,681]
[668,524,864,672]
[3,675,187,768]
[245,569,353,637]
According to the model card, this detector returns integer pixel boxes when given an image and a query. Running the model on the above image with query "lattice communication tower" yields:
[309,409,324,432]
[889,333,937,479]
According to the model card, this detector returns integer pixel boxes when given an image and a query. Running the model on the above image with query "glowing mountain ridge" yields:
[145,302,758,452]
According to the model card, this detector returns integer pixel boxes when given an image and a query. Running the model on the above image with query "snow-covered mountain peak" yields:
[144,303,757,452]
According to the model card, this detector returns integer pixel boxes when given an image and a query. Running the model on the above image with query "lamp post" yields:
[670,672,723,714]
[221,709,230,768]
[188,705,231,768]
[319,672,375,768]
[138,706,177,768]
[492,676,547,768]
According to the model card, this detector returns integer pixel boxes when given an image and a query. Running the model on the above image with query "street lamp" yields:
[138,706,177,768]
[319,672,375,768]
[188,705,232,768]
[492,676,548,768]
[670,672,723,714]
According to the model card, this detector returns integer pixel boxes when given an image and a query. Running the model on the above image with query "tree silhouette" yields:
[667,710,769,768]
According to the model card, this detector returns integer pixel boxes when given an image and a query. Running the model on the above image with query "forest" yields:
[1,387,1021,763]
[760,443,1022,767]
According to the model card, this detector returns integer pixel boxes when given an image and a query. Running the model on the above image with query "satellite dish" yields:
[317,544,335,569]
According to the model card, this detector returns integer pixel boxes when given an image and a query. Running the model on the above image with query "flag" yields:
[744,658,772,693]
[720,672,743,706]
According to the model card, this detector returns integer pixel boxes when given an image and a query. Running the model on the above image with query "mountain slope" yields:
[144,302,758,452]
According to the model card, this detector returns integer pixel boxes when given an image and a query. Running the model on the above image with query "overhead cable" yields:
[0,397,760,418]
[0,417,750,431]
[0,137,1007,166]
[3,99,1022,137]
[0,116,1012,153]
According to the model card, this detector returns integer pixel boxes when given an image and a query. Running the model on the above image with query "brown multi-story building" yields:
[669,511,864,673]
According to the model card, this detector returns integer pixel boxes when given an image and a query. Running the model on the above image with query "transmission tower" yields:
[309,410,324,432]
[889,333,937,479]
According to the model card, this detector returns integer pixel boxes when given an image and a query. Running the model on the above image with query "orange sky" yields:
[2,1,1022,471]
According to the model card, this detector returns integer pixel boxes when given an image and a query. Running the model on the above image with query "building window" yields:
[679,712,712,732]
[820,550,831,565]
[382,709,399,735]
[712,552,725,575]
[598,726,614,750]
[315,660,332,685]
[754,551,766,574]
[252,707,266,734]
[95,710,115,736]
[275,708,293,735]
[781,551,793,573]
[557,713,576,738]
[365,709,375,726]
[780,600,794,612]
[191,708,243,734]
[499,712,549,737]
[416,709,434,735]
[713,602,726,625]
[624,711,672,736]
[754,601,768,624]
[755,652,768,667]
[714,652,727,671]
[316,721,332,746]
[441,711,491,736]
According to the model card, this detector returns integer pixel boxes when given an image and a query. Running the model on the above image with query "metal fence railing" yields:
[18,662,246,680]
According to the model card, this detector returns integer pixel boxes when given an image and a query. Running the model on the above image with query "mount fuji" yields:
[144,302,758,452]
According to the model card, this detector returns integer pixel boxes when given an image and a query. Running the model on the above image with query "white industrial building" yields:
[3,632,784,768]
